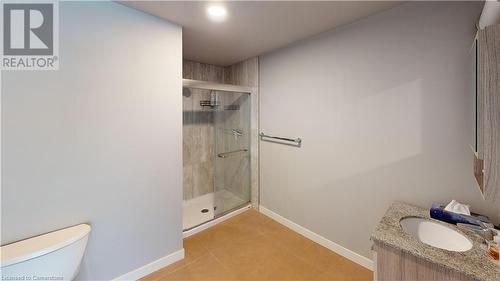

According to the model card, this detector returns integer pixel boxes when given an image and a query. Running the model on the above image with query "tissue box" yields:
[430,203,491,226]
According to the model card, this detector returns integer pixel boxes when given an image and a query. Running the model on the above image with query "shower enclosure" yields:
[182,82,251,230]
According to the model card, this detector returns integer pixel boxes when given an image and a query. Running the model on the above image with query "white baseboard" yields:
[112,249,185,281]
[183,204,251,238]
[259,206,374,271]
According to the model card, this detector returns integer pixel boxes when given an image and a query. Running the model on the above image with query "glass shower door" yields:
[213,90,251,216]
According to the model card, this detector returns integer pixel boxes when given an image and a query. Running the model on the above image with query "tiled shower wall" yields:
[215,92,251,204]
[223,59,260,208]
[182,61,224,200]
[182,88,215,200]
[183,59,259,207]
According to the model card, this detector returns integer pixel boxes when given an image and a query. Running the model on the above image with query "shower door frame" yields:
[183,79,255,94]
[182,79,257,235]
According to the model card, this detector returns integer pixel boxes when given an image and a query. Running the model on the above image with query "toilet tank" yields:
[1,224,91,281]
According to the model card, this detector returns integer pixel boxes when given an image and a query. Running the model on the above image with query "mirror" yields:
[470,38,484,192]
[471,39,478,154]
[473,25,500,202]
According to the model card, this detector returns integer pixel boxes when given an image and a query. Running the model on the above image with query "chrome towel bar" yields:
[217,149,248,158]
[260,132,302,145]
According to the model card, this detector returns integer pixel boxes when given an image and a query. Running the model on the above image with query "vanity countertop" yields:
[371,202,500,281]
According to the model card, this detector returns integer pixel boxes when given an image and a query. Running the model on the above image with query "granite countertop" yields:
[371,202,500,281]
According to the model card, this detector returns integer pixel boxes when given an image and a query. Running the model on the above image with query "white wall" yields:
[260,1,499,261]
[1,2,183,280]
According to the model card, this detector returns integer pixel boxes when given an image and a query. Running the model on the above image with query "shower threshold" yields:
[182,192,251,237]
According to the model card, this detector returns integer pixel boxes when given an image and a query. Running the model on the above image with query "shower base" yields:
[182,189,247,230]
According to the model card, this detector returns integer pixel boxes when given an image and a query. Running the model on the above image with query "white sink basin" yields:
[400,217,472,252]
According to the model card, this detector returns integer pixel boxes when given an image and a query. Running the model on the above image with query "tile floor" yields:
[141,209,372,281]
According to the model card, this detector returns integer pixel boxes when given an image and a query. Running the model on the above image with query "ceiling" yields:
[122,1,402,66]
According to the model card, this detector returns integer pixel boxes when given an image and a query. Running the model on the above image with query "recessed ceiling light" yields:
[207,5,227,22]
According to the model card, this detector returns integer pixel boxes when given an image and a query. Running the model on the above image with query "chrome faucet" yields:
[458,221,496,242]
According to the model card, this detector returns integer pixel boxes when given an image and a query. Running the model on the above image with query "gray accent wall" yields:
[259,1,500,260]
[1,2,183,280]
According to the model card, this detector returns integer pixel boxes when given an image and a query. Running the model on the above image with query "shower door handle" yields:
[217,149,248,158]
[260,132,302,145]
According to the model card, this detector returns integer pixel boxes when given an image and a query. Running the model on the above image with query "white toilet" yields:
[1,224,91,281]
